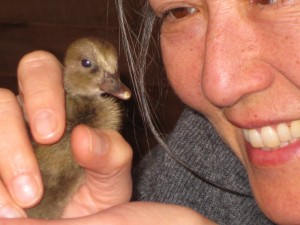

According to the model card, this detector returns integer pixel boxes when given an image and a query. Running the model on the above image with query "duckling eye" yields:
[81,59,92,68]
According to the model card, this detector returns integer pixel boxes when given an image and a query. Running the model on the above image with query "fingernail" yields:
[0,206,25,218]
[34,110,57,139]
[88,128,108,155]
[12,174,39,206]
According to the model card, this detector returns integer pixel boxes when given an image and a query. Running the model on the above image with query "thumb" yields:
[95,202,218,225]
[70,124,133,206]
[0,203,217,225]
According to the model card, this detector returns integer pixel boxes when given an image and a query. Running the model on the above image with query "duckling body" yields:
[26,38,131,219]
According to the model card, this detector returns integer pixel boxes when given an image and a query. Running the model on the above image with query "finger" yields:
[97,202,218,225]
[0,181,27,218]
[72,126,132,176]
[17,51,65,144]
[0,203,217,225]
[62,125,132,216]
[0,89,43,208]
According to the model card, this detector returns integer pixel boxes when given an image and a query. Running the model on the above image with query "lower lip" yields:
[246,140,300,167]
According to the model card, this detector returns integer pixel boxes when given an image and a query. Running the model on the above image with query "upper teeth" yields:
[243,120,300,150]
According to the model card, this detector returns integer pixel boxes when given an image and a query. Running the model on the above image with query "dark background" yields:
[0,0,184,162]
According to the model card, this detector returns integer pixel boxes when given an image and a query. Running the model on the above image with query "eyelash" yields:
[251,0,294,11]
[160,0,278,19]
[162,7,198,21]
[251,0,287,7]
[250,0,278,4]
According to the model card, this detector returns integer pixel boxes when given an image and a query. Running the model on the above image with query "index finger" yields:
[0,89,43,209]
[17,51,65,144]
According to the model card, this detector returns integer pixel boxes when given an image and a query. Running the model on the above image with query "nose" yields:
[202,6,274,108]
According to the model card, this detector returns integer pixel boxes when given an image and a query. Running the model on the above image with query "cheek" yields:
[160,17,246,162]
[160,27,246,164]
[160,30,210,114]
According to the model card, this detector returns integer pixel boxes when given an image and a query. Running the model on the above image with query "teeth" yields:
[277,123,291,142]
[243,120,300,150]
[248,129,264,148]
[291,120,300,138]
[261,126,280,148]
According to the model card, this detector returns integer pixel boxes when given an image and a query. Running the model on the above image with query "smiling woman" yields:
[118,0,300,224]
[1,0,300,224]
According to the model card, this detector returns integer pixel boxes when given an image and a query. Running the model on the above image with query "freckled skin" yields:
[25,38,130,219]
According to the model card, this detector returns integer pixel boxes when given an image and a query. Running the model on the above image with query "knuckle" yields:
[0,88,15,101]
[17,51,64,108]
[18,50,62,86]
[18,50,58,72]
[22,77,52,100]
[0,89,18,111]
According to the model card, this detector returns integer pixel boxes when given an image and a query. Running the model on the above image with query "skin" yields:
[1,0,298,224]
[151,0,300,224]
[0,52,134,219]
[26,38,130,219]
[0,53,216,223]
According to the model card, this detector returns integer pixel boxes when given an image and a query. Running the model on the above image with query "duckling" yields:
[25,37,131,219]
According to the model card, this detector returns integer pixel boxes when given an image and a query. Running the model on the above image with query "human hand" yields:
[0,202,217,225]
[0,51,132,218]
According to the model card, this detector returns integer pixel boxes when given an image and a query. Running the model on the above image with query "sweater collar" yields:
[166,107,253,197]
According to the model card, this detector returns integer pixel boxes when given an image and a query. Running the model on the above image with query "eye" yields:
[250,0,277,4]
[81,59,92,68]
[163,7,198,20]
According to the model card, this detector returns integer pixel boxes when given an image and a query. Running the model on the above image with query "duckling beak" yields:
[99,72,131,100]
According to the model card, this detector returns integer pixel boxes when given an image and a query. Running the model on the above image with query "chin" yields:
[246,158,300,225]
[257,194,300,225]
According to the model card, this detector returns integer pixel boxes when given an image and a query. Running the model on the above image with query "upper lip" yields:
[216,89,300,129]
[223,109,299,130]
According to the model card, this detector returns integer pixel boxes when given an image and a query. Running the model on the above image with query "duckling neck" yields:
[65,93,100,131]
[64,91,121,133]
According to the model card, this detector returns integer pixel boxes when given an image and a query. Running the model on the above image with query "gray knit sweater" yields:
[132,108,274,225]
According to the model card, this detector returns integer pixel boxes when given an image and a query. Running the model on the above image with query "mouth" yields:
[243,120,300,150]
[99,72,131,100]
[242,119,300,166]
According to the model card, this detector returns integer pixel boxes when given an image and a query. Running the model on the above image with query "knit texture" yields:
[132,108,275,225]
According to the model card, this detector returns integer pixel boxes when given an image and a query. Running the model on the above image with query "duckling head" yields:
[63,37,131,100]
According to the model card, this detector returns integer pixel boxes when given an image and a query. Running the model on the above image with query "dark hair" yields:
[115,0,167,148]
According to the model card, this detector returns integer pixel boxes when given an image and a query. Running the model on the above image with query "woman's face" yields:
[149,0,300,224]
